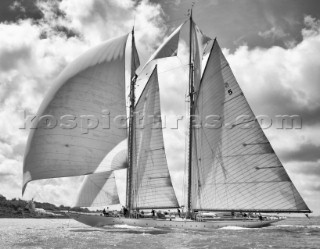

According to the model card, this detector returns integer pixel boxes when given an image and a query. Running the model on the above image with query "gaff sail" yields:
[191,40,310,213]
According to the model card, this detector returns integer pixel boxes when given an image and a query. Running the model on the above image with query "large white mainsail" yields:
[23,34,129,194]
[130,67,179,209]
[191,39,310,212]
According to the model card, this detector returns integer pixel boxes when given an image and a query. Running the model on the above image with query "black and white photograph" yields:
[0,0,319,248]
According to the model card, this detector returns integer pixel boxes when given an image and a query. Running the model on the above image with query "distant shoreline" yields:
[0,216,70,219]
[0,194,93,219]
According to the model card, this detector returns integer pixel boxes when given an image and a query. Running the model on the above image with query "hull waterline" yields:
[68,212,282,229]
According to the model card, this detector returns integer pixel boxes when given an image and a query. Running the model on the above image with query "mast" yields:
[187,9,194,216]
[126,27,138,212]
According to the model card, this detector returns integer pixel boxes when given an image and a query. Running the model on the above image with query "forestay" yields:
[131,67,179,209]
[191,40,310,212]
[23,34,129,194]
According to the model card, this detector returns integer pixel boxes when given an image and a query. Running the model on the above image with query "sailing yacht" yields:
[22,13,311,229]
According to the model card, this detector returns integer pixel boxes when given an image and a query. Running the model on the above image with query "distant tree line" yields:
[0,194,90,216]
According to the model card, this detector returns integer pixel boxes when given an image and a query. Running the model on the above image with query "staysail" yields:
[191,39,310,213]
[130,67,179,209]
[23,34,129,194]
[74,171,119,207]
[74,138,127,207]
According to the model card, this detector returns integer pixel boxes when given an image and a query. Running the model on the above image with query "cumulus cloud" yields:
[227,16,320,128]
[258,26,289,40]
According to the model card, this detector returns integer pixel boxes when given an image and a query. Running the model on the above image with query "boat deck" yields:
[68,212,283,229]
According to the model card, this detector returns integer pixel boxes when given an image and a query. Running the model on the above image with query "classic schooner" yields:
[23,12,311,229]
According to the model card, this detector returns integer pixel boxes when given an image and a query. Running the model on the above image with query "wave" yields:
[276,225,320,229]
[219,226,256,230]
[113,224,146,229]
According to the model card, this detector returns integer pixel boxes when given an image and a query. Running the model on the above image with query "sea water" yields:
[0,217,319,248]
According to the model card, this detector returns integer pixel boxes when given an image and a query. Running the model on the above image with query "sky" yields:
[0,0,319,215]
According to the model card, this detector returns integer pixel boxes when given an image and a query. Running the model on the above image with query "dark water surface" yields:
[0,217,319,248]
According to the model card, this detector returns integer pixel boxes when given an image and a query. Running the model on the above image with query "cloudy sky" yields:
[0,0,319,215]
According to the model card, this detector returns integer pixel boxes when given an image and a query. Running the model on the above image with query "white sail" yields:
[191,40,310,212]
[94,139,128,173]
[23,34,129,194]
[191,20,211,90]
[74,171,119,207]
[146,24,182,64]
[74,138,127,207]
[131,67,179,209]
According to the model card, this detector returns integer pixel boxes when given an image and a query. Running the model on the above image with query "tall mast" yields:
[126,27,138,212]
[187,9,194,216]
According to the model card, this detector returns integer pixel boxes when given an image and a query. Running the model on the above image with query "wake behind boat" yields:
[22,9,311,230]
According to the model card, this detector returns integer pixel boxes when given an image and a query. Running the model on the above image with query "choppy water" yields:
[0,217,319,249]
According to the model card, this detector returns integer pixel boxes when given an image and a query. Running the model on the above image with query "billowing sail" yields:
[191,40,310,213]
[74,171,119,207]
[23,34,129,194]
[74,138,127,207]
[94,139,128,173]
[131,67,179,209]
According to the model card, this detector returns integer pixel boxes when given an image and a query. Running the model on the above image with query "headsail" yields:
[191,40,310,213]
[74,138,127,207]
[94,139,128,173]
[23,34,129,194]
[74,171,119,207]
[130,67,179,209]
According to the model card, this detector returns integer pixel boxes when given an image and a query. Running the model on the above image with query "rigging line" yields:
[237,155,262,208]
[136,64,189,81]
[243,141,270,146]
[255,166,282,169]
[87,174,116,197]
[222,92,244,105]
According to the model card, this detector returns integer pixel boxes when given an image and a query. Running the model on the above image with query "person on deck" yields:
[177,209,181,217]
[122,206,128,217]
[151,209,155,217]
